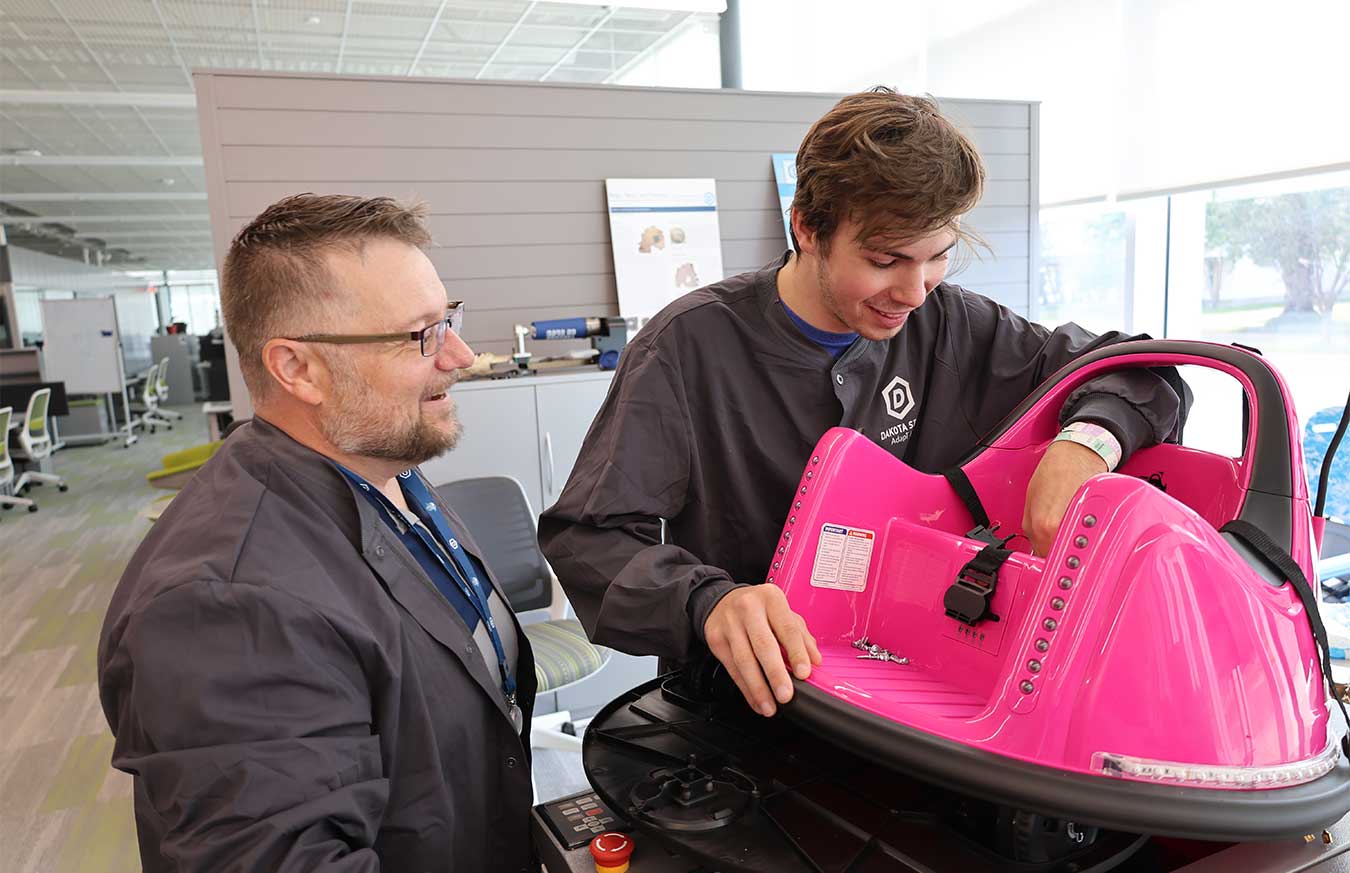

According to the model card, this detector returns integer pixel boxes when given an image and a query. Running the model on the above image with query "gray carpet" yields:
[0,408,202,873]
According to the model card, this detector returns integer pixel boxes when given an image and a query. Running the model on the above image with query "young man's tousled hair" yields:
[220,193,432,399]
[791,87,986,255]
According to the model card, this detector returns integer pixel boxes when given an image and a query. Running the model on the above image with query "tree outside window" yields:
[1205,188,1350,323]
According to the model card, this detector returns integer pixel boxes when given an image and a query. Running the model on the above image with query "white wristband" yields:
[1054,421,1123,471]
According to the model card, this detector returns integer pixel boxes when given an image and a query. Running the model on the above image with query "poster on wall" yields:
[605,178,724,322]
[772,152,797,247]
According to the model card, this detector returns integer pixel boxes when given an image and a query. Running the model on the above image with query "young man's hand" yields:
[703,585,822,717]
[1023,440,1108,556]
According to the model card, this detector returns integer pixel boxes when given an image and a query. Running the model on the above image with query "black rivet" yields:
[506,757,517,768]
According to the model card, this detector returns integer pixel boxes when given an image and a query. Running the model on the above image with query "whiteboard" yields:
[40,297,127,394]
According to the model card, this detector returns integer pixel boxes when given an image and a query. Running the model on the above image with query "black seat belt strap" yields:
[943,467,991,531]
[1221,519,1350,758]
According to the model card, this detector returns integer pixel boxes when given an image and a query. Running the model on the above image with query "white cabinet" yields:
[536,377,613,511]
[421,371,613,515]
[420,379,544,509]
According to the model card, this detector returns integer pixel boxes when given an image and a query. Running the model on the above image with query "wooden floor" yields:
[0,413,199,873]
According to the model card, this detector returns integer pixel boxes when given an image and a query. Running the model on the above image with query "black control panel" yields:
[539,789,624,850]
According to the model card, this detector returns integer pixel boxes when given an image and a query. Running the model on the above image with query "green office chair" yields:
[0,407,38,514]
[153,356,184,421]
[433,476,610,760]
[135,361,175,433]
[11,388,68,496]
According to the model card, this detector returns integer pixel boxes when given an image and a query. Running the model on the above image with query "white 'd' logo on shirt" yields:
[882,376,916,421]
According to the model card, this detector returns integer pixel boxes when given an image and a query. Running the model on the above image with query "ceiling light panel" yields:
[1,0,712,270]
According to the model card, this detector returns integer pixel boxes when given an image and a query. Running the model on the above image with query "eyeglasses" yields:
[286,302,465,357]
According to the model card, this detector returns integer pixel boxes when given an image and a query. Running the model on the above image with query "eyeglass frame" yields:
[284,302,465,357]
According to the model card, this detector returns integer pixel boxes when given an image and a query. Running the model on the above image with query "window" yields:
[1037,204,1130,335]
[1178,176,1350,431]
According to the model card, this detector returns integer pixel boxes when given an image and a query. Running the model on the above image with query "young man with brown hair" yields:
[98,194,537,872]
[539,88,1181,719]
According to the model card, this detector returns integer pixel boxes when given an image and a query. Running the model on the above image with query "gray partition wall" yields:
[194,71,1038,414]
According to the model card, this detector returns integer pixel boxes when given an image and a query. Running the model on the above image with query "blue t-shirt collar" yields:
[778,297,859,359]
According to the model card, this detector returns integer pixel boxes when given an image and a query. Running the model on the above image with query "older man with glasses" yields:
[98,194,538,873]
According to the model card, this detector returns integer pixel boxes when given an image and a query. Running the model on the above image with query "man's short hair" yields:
[791,87,985,253]
[220,193,432,398]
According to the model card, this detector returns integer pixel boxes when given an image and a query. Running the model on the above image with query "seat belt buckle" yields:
[944,565,999,626]
[965,524,1004,546]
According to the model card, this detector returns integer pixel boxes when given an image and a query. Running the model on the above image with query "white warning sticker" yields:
[810,523,875,591]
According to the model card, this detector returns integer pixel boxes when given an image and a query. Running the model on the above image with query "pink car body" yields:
[770,341,1347,838]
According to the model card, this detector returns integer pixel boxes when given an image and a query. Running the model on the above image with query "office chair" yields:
[10,388,68,496]
[0,407,38,514]
[136,362,176,433]
[433,476,610,761]
[153,357,184,420]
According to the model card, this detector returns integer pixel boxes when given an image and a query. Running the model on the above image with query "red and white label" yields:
[810,524,875,592]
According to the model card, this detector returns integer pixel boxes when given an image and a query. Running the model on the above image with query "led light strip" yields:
[1091,732,1341,788]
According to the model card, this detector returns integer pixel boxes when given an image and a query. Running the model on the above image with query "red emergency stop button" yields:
[589,831,634,873]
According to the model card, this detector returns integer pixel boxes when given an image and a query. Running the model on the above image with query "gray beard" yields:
[318,354,462,466]
[323,408,460,466]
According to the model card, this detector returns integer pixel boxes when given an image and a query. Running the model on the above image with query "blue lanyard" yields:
[339,465,517,704]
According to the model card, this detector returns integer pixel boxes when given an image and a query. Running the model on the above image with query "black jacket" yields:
[98,418,537,873]
[539,255,1181,662]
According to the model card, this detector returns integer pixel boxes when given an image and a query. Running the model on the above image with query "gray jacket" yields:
[539,256,1181,662]
[98,418,537,873]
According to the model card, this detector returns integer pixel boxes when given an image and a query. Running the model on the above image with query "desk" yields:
[202,401,233,441]
[0,381,70,418]
[72,382,139,449]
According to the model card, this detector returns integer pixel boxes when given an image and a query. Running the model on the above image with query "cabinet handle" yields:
[544,431,555,494]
